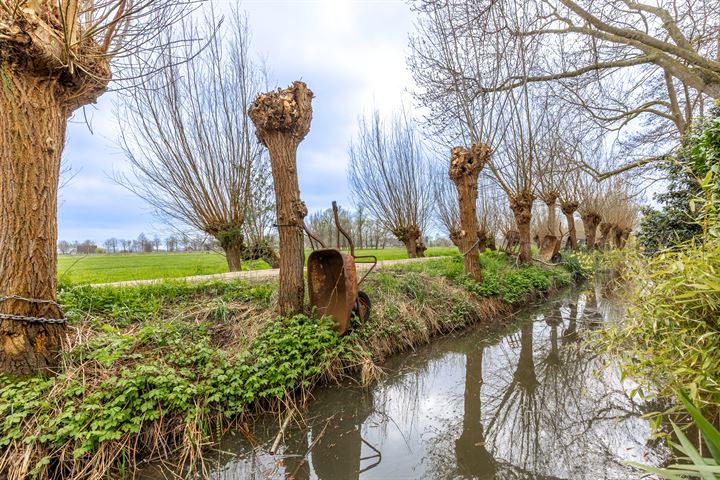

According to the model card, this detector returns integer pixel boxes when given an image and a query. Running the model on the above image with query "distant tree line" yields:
[57,233,219,255]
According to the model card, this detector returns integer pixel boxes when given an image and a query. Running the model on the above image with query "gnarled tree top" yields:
[0,1,196,111]
[248,81,314,145]
[449,143,491,182]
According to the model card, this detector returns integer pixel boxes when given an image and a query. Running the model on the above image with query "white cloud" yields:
[59,0,419,242]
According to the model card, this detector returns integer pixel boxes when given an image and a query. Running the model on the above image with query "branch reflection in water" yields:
[140,285,668,479]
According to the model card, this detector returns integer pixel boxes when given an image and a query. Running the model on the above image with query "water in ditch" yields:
[149,284,668,479]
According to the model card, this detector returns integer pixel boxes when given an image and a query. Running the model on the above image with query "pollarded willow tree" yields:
[410,0,550,264]
[249,81,313,315]
[558,169,582,251]
[412,0,719,184]
[348,110,434,258]
[434,169,501,251]
[0,0,195,375]
[449,144,491,281]
[117,8,276,272]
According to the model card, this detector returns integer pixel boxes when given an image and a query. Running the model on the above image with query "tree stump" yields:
[248,81,313,315]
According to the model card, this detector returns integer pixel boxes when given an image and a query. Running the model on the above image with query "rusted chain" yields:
[0,313,66,325]
[0,294,60,306]
[461,238,481,257]
[0,295,66,324]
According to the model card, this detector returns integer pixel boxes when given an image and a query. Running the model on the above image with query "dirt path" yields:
[90,256,449,288]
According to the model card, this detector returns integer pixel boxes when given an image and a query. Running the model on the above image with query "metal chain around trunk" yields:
[0,294,66,324]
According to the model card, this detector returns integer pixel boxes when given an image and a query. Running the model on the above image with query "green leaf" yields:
[678,389,720,464]
[670,422,716,480]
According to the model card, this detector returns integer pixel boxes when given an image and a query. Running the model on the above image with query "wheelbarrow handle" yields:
[332,201,354,257]
[353,255,377,286]
[303,223,326,250]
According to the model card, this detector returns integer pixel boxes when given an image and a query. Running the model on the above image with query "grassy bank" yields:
[2,252,572,479]
[57,247,457,284]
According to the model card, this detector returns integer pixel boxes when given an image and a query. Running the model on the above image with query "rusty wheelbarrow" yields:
[304,202,377,335]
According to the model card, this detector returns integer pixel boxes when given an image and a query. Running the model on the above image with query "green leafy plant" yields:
[631,391,720,479]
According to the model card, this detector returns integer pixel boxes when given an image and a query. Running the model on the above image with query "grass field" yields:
[57,247,458,284]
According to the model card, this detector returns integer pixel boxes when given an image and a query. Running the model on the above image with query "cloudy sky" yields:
[58,0,418,243]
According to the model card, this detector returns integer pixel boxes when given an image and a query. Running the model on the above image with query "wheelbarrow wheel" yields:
[354,290,371,324]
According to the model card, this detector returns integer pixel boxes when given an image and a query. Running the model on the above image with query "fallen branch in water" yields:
[270,410,295,455]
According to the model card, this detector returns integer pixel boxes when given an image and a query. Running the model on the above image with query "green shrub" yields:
[597,240,720,410]
[0,314,345,471]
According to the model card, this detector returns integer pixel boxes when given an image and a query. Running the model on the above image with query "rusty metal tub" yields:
[307,248,358,336]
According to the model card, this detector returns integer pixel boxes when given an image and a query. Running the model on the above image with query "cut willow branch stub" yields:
[248,81,313,315]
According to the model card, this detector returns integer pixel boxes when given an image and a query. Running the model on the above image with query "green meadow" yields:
[56,247,458,284]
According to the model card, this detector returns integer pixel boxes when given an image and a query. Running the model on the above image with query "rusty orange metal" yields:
[304,201,376,335]
[307,249,358,336]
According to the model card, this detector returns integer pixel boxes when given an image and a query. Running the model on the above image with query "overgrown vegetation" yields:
[632,391,720,479]
[597,107,720,415]
[1,252,572,479]
[638,107,720,254]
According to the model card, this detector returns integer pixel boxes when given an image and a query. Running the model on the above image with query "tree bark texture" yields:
[560,201,579,251]
[509,191,534,264]
[392,224,424,258]
[580,212,602,250]
[598,222,613,250]
[0,69,67,374]
[613,228,625,249]
[249,82,313,315]
[541,192,559,236]
[212,226,245,272]
[449,229,462,249]
[222,238,245,272]
[449,144,490,282]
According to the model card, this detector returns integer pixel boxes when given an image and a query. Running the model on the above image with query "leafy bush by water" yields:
[0,314,348,478]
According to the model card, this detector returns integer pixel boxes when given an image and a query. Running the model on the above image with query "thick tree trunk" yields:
[403,237,418,259]
[546,202,557,235]
[598,222,613,250]
[516,218,533,264]
[560,201,579,252]
[449,144,490,282]
[449,229,462,249]
[0,71,67,375]
[249,82,313,315]
[213,227,245,272]
[542,193,559,236]
[223,242,244,272]
[580,212,601,250]
[613,228,624,249]
[261,132,307,312]
[415,237,427,258]
[393,224,423,259]
[509,192,534,264]
[477,229,489,252]
[486,235,497,251]
[619,229,631,248]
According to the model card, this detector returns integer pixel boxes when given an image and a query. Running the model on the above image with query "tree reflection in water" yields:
[455,345,496,479]
[197,286,667,479]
